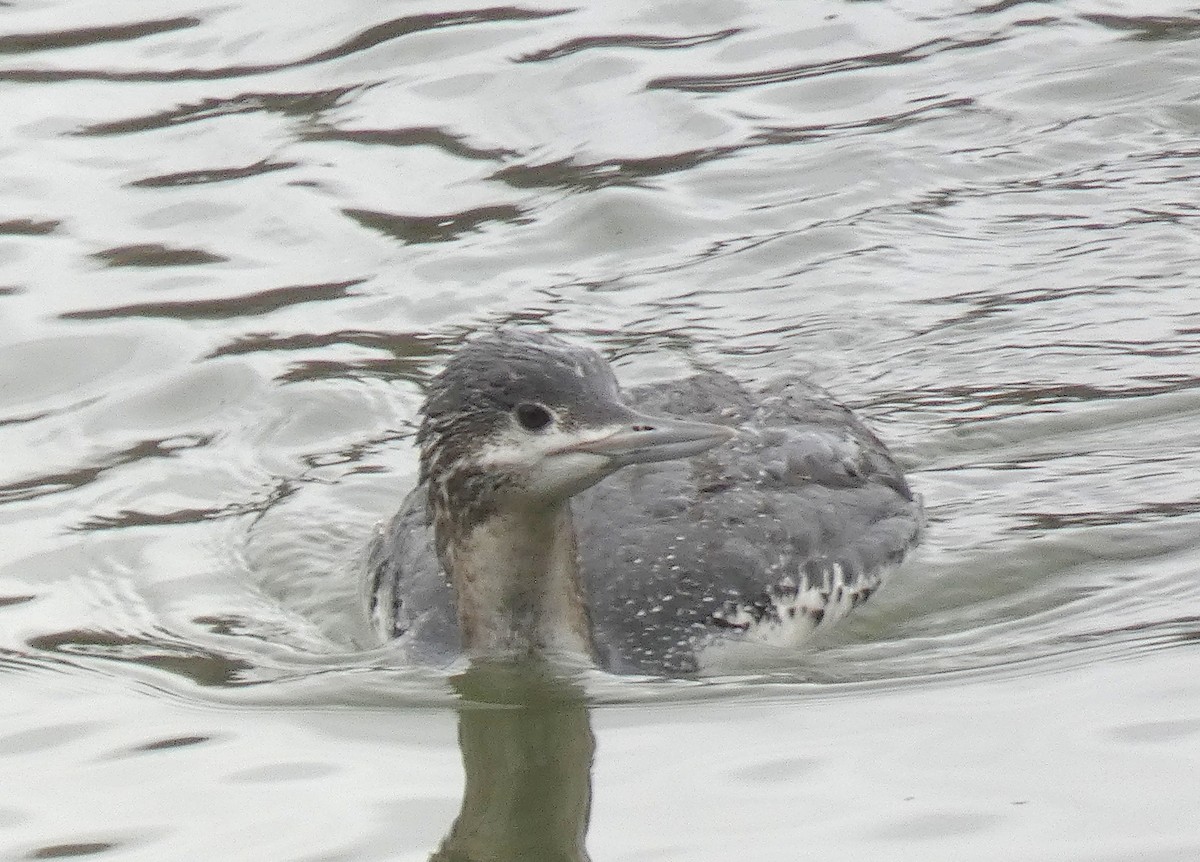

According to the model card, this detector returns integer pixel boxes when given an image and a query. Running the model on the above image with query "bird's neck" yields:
[437,502,595,662]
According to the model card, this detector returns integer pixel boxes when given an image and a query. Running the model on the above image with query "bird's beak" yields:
[563,410,737,468]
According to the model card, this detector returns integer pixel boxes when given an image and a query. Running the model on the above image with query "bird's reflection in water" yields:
[431,662,595,862]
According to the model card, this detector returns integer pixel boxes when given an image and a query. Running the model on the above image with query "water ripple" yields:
[0,16,200,54]
[647,36,1006,93]
[516,27,740,63]
[299,125,517,161]
[343,204,529,244]
[76,87,358,136]
[0,7,570,83]
[1081,12,1200,41]
[59,279,364,320]
[3,2,1200,854]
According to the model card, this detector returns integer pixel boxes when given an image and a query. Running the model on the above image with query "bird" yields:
[365,329,921,676]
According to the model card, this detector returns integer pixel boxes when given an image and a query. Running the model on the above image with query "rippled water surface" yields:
[3,1,1200,859]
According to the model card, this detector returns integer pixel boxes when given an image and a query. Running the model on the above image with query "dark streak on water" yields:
[59,280,365,320]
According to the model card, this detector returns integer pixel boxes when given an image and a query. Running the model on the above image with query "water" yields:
[2,0,1200,858]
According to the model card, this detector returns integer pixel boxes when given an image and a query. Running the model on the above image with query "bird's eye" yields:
[514,402,554,432]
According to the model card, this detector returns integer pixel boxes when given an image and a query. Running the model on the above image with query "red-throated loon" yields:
[366,329,921,675]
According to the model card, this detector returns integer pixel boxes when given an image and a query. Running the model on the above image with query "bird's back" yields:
[367,372,922,674]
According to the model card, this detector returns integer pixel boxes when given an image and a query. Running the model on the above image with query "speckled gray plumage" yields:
[366,366,922,675]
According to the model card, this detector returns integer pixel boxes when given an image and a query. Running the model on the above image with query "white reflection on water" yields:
[2,0,1200,858]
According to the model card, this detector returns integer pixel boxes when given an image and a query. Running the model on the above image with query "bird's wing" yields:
[574,374,921,673]
[365,486,460,657]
